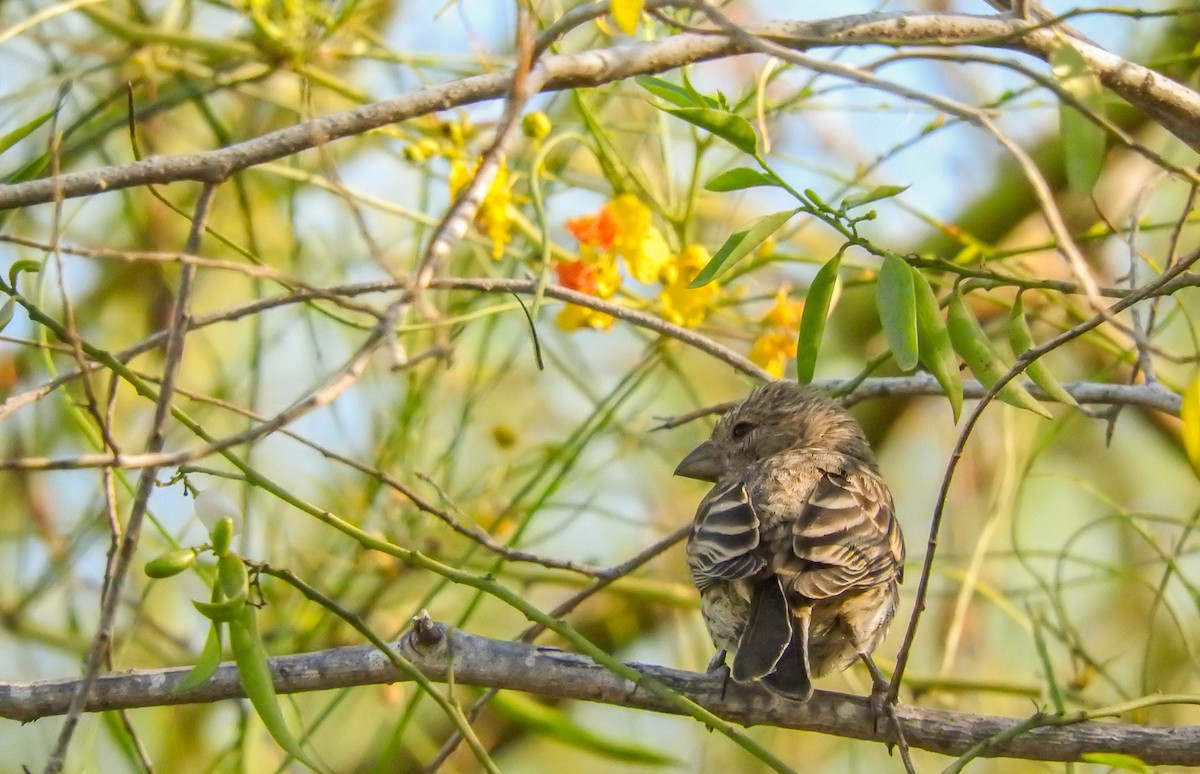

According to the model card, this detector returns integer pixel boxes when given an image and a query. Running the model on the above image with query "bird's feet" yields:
[705,649,732,700]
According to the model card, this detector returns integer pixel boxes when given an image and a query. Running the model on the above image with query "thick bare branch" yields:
[1,12,1198,211]
[3,621,1199,766]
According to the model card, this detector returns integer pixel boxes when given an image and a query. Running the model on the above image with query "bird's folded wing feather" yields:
[686,480,767,590]
[783,468,903,601]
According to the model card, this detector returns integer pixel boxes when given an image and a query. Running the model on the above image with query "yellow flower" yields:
[449,158,515,260]
[750,329,794,378]
[478,163,514,260]
[607,194,671,283]
[660,245,720,328]
[762,286,803,328]
[555,304,615,331]
[748,286,804,376]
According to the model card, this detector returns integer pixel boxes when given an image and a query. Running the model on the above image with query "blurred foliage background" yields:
[1,0,1200,772]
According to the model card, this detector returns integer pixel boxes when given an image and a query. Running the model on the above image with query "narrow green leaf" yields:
[690,209,797,287]
[911,269,962,421]
[795,255,842,384]
[1182,375,1200,481]
[177,622,225,692]
[636,76,713,109]
[0,108,55,156]
[704,167,778,192]
[664,107,757,155]
[1050,42,1106,194]
[229,608,326,772]
[876,256,919,371]
[947,292,1053,419]
[493,691,678,765]
[1008,295,1078,407]
[0,299,13,335]
[1079,753,1150,773]
[3,151,49,184]
[193,595,248,623]
[842,184,910,211]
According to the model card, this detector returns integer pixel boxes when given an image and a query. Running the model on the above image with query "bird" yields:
[674,380,905,701]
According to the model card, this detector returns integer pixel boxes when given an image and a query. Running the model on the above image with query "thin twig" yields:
[42,182,218,774]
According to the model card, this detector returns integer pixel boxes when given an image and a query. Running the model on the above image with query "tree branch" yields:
[3,619,1199,766]
[2,11,1198,211]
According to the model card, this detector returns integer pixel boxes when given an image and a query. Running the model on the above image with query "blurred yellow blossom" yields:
[762,286,803,329]
[750,287,803,377]
[750,330,794,379]
[555,304,615,331]
[449,157,515,260]
[607,195,671,283]
[660,245,720,328]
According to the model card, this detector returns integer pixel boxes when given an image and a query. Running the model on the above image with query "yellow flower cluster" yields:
[405,116,518,261]
[750,288,804,378]
[555,195,720,332]
[449,158,515,261]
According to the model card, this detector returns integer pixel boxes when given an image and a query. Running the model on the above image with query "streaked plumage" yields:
[675,381,904,701]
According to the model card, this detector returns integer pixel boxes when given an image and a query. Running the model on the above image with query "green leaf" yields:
[493,691,678,765]
[0,299,13,335]
[1050,41,1106,194]
[842,184,910,211]
[1079,752,1151,773]
[0,108,55,156]
[911,269,962,421]
[1008,295,1078,407]
[193,596,247,623]
[1182,374,1200,481]
[704,167,778,192]
[876,256,919,371]
[690,209,797,287]
[795,255,842,384]
[664,107,757,154]
[177,622,225,692]
[229,607,326,772]
[946,291,1053,419]
[636,76,709,108]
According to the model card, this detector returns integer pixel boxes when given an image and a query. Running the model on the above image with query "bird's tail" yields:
[731,578,814,701]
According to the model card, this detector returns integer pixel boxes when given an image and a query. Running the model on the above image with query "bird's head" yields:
[674,381,874,482]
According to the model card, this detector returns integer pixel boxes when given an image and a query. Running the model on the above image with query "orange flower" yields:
[554,260,598,295]
[566,207,618,248]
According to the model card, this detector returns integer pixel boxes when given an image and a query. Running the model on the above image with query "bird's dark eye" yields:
[731,421,755,440]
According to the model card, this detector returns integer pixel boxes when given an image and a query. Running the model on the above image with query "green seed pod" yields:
[144,548,197,579]
[210,516,235,557]
[218,555,249,601]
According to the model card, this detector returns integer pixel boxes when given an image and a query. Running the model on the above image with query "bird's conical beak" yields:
[674,440,723,482]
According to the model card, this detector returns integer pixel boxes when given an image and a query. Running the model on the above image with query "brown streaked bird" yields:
[674,381,905,701]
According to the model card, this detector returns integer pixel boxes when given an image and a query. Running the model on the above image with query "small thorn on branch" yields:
[410,610,445,649]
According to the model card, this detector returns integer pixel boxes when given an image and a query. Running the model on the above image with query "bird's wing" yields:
[782,465,903,601]
[686,479,768,590]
